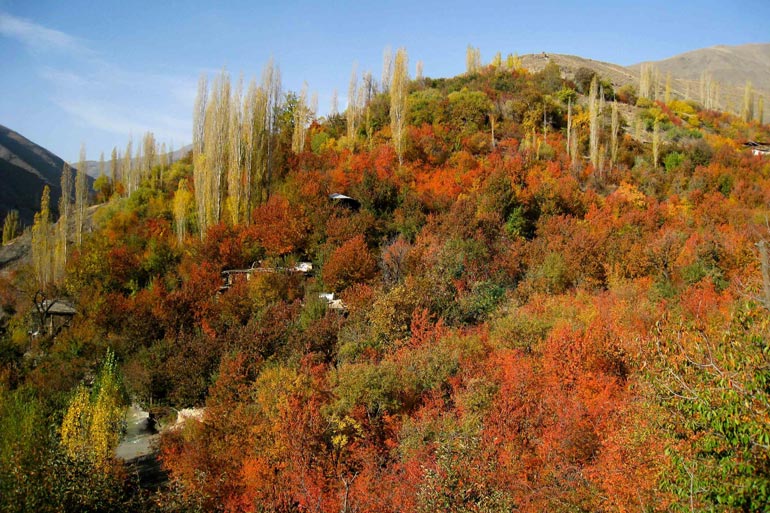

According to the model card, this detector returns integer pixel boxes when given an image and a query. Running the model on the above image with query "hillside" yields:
[520,52,638,90]
[2,50,770,513]
[0,124,66,228]
[631,43,770,114]
[520,44,770,119]
[631,43,770,91]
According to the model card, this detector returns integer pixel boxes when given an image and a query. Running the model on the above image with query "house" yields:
[219,261,314,292]
[318,292,347,312]
[745,141,770,156]
[329,193,361,211]
[31,297,76,337]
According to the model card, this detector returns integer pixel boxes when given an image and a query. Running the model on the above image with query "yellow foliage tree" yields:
[60,350,126,470]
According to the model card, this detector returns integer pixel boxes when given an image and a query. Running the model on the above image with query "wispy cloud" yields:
[54,97,189,149]
[2,10,192,157]
[0,11,92,55]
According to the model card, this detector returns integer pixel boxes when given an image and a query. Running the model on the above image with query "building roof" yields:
[329,193,361,210]
[41,299,77,316]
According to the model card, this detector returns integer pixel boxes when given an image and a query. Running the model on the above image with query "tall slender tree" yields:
[123,138,133,196]
[588,75,600,169]
[227,76,244,225]
[381,46,393,93]
[610,100,620,168]
[2,210,19,245]
[173,178,193,243]
[742,81,754,122]
[31,186,52,287]
[110,146,118,190]
[466,45,481,74]
[55,163,73,280]
[74,144,88,246]
[193,74,209,237]
[652,119,660,169]
[390,47,409,166]
[347,64,359,141]
[330,89,339,116]
[142,131,157,188]
[292,82,309,155]
[203,69,231,229]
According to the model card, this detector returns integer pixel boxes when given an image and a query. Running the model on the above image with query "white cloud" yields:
[0,11,92,55]
[54,97,189,148]
[1,11,193,154]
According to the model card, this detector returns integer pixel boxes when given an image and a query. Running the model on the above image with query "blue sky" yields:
[1,0,768,162]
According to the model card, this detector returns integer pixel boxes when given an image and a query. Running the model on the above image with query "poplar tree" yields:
[381,46,393,93]
[652,119,660,169]
[759,96,765,124]
[415,61,424,81]
[261,60,282,204]
[203,70,231,229]
[588,75,600,169]
[610,100,620,168]
[142,131,157,187]
[31,186,52,287]
[98,151,105,181]
[390,47,409,166]
[742,81,754,122]
[227,77,244,225]
[110,147,118,189]
[74,144,87,246]
[347,64,359,141]
[639,63,654,100]
[55,163,73,280]
[193,75,208,236]
[292,82,309,155]
[566,98,572,160]
[123,138,133,196]
[173,178,193,243]
[159,141,168,188]
[330,89,339,116]
[60,350,125,470]
[466,45,481,74]
[2,210,19,245]
[491,51,502,68]
[361,72,375,145]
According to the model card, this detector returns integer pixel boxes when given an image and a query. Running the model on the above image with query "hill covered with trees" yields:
[1,47,770,512]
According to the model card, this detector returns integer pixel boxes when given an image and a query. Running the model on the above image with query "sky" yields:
[1,0,768,163]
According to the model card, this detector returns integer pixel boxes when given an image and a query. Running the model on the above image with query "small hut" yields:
[32,297,76,336]
[329,193,361,211]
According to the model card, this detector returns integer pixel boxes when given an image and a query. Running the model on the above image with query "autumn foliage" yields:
[3,57,770,513]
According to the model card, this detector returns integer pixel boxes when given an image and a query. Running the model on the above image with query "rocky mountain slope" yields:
[0,124,67,228]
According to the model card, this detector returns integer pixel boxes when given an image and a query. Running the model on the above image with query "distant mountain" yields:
[630,43,770,113]
[630,43,770,93]
[77,144,192,179]
[519,43,769,118]
[0,124,66,228]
